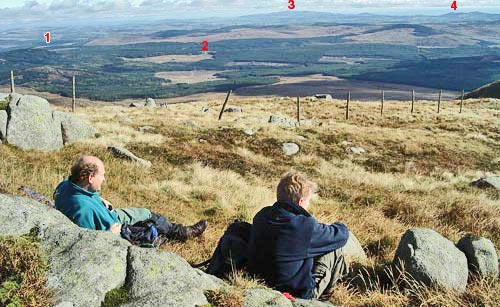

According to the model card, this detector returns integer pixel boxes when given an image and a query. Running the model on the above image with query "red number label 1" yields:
[451,1,457,10]
[201,40,208,51]
[288,0,295,9]
[44,32,50,44]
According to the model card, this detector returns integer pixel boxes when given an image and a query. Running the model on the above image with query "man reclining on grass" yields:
[54,155,207,242]
[247,170,349,300]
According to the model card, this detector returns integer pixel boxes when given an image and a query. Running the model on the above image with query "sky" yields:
[1,0,500,24]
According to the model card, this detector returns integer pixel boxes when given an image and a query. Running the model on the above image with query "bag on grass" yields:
[193,220,252,278]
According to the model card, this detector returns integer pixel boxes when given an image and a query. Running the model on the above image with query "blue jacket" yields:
[247,200,349,299]
[54,179,119,231]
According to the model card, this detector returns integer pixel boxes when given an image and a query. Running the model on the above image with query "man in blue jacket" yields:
[247,170,349,300]
[54,155,207,241]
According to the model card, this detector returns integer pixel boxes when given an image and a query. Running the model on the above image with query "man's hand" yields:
[110,223,122,235]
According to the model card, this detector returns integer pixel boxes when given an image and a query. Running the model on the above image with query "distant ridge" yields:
[464,81,500,99]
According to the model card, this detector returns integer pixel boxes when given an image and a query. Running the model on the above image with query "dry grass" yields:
[0,95,499,306]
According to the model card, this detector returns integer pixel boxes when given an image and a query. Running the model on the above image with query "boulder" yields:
[6,94,63,151]
[145,98,156,107]
[225,106,242,113]
[470,176,500,190]
[243,288,293,307]
[282,143,300,156]
[457,234,499,278]
[293,298,338,307]
[107,146,152,168]
[394,228,468,292]
[243,128,254,136]
[129,102,145,107]
[347,147,366,154]
[0,194,130,307]
[0,110,6,140]
[53,111,97,145]
[122,246,222,307]
[344,232,368,263]
[138,126,155,133]
[201,106,212,113]
[269,115,297,128]
[183,120,199,127]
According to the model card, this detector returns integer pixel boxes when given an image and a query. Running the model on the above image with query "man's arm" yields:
[308,221,349,257]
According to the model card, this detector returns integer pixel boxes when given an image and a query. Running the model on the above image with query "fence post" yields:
[346,91,350,120]
[296,97,300,125]
[437,89,442,114]
[460,89,464,114]
[218,90,232,120]
[411,90,415,114]
[10,70,15,93]
[380,90,384,116]
[72,75,76,112]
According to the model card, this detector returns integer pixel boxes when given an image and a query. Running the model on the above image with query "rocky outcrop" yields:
[0,193,222,307]
[243,288,338,307]
[470,176,500,190]
[0,110,7,141]
[1,94,96,151]
[457,234,499,278]
[145,98,156,107]
[107,146,152,168]
[269,115,297,128]
[394,228,468,292]
[282,143,300,156]
[344,232,368,264]
[53,111,97,145]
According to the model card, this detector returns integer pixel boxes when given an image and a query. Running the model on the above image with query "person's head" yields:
[70,155,106,192]
[276,170,317,210]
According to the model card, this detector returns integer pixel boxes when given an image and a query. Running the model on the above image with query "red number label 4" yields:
[451,1,457,10]
[44,32,50,44]
[288,0,295,10]
[201,40,208,51]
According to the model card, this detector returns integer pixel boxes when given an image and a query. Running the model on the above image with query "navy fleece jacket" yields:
[247,200,349,299]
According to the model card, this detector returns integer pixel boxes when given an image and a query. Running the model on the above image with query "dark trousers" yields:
[311,248,349,300]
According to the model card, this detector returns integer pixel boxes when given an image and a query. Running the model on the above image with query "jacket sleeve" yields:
[307,221,349,258]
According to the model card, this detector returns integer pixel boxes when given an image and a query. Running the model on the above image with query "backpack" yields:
[120,220,162,248]
[194,220,252,278]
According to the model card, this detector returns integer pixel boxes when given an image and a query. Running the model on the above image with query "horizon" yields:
[2,0,500,27]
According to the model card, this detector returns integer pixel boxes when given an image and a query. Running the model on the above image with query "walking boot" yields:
[186,220,208,239]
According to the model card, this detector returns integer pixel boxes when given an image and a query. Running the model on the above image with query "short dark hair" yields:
[276,170,316,204]
[70,156,99,185]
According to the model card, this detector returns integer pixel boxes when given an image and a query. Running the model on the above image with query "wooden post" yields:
[411,90,415,114]
[437,89,442,113]
[380,90,384,116]
[345,91,350,120]
[296,97,300,125]
[72,75,76,112]
[10,70,15,93]
[460,89,464,114]
[218,90,232,120]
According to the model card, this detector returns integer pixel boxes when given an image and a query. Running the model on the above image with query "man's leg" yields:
[311,248,349,300]
[149,213,208,242]
[114,208,152,225]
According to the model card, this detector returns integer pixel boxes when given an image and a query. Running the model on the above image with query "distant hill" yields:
[464,81,500,99]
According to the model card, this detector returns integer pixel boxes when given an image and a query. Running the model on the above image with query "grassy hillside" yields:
[465,80,500,99]
[0,95,499,306]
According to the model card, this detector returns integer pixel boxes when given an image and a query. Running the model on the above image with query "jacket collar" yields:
[274,200,311,217]
[66,177,99,197]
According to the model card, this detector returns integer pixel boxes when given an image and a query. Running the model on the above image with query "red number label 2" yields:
[44,32,50,44]
[201,40,208,51]
[451,1,457,10]
[288,0,295,10]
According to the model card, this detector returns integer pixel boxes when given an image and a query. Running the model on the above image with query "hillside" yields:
[465,80,500,99]
[0,94,499,306]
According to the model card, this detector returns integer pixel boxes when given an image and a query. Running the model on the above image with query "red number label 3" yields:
[451,1,457,10]
[44,32,50,44]
[288,0,295,10]
[201,40,208,51]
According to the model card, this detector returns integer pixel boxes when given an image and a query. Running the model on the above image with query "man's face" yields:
[88,162,105,192]
[298,189,313,210]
